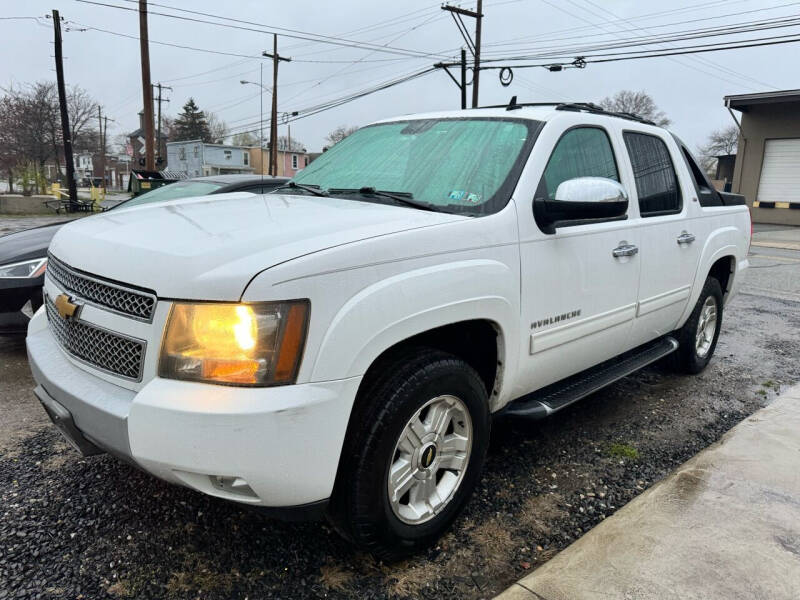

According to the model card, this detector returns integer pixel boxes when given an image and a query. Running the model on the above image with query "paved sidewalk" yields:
[752,224,800,251]
[497,384,800,600]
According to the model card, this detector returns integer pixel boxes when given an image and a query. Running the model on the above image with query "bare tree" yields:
[696,125,739,173]
[206,111,228,143]
[598,90,671,127]
[276,135,305,152]
[231,131,257,146]
[68,86,100,152]
[0,82,100,191]
[325,125,359,147]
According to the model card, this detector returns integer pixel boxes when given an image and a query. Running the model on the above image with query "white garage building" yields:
[725,89,800,226]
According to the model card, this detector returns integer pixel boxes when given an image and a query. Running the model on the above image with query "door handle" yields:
[677,231,696,245]
[612,243,639,258]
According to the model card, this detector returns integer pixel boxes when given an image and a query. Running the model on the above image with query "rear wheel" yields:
[328,349,490,559]
[674,277,723,374]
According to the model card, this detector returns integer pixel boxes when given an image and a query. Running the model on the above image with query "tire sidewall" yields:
[682,278,724,372]
[350,358,490,552]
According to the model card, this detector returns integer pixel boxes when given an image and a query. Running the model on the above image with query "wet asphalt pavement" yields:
[1,221,799,600]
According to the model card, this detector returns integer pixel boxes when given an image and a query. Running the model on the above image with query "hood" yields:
[0,222,65,266]
[49,192,466,300]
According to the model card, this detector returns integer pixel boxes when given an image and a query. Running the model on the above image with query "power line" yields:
[73,20,429,63]
[281,11,443,106]
[477,34,800,70]
[221,67,438,138]
[162,58,252,83]
[77,0,454,60]
[479,14,800,61]
[570,0,778,90]
[479,0,796,90]
[480,0,752,49]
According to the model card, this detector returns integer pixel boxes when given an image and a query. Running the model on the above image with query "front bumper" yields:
[27,309,362,508]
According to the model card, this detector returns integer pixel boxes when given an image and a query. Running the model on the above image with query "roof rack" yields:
[476,97,657,126]
[554,102,656,126]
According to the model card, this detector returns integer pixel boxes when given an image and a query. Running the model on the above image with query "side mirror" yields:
[534,177,629,234]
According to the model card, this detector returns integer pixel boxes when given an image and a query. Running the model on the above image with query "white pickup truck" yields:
[27,102,750,558]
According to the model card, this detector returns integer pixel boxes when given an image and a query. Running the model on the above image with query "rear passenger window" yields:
[538,127,618,200]
[623,132,682,216]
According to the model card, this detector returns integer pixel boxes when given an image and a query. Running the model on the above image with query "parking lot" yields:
[2,218,799,600]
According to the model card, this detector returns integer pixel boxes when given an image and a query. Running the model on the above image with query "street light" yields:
[240,66,272,174]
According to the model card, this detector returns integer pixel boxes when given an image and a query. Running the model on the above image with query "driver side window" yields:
[538,127,619,200]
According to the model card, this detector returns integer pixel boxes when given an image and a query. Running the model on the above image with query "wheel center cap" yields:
[420,444,437,469]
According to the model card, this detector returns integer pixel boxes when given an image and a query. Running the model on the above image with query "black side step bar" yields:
[501,336,679,420]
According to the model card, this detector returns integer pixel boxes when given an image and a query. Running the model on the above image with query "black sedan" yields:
[0,174,288,334]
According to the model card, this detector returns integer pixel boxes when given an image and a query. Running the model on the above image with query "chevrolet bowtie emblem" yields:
[54,293,81,320]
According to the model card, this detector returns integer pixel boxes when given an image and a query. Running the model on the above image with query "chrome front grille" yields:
[45,296,146,381]
[47,254,156,322]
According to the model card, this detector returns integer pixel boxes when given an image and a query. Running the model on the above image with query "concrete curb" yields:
[496,383,800,600]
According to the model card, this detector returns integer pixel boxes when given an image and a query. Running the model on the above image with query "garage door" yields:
[757,138,800,204]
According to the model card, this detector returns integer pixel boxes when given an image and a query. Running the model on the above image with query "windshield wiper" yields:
[274,181,329,197]
[328,187,439,212]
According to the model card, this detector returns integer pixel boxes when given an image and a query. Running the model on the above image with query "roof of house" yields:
[724,89,800,111]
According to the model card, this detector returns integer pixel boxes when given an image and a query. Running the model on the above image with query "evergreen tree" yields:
[172,98,212,142]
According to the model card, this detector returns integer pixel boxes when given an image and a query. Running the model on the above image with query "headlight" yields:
[0,257,47,279]
[159,300,309,386]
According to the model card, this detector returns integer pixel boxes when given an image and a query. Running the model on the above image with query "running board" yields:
[502,336,679,420]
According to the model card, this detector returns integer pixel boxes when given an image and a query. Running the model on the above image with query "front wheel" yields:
[328,349,490,559]
[674,277,724,374]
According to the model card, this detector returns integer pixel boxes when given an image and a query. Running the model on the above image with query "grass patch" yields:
[518,494,567,539]
[761,380,775,388]
[319,563,353,592]
[756,388,767,396]
[608,442,639,460]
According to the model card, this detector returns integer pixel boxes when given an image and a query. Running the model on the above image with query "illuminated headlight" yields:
[159,301,309,386]
[0,257,47,279]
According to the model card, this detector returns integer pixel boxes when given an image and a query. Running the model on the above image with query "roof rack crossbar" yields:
[474,98,658,126]
[554,102,656,125]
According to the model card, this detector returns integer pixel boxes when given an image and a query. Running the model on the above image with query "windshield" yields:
[292,117,539,215]
[119,180,225,208]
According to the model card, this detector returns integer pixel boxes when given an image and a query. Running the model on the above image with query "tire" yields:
[674,277,724,374]
[328,349,490,560]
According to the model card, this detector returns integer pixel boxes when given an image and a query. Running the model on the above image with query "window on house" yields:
[304,156,309,167]
[623,132,682,216]
[224,150,232,160]
[291,154,299,170]
[537,126,619,200]
[193,146,199,157]
[178,147,186,160]
[243,152,249,166]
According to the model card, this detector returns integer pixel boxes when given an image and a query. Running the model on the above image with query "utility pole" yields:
[103,115,109,190]
[51,9,78,211]
[441,2,484,108]
[461,48,467,110]
[139,0,155,171]
[153,83,171,165]
[472,0,483,108]
[263,35,290,177]
[287,123,291,176]
[98,105,105,192]
[433,48,468,110]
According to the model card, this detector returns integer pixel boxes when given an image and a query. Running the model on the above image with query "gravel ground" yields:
[2,232,799,599]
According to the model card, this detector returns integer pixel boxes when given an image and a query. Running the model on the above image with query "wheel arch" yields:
[309,259,519,405]
[677,233,739,327]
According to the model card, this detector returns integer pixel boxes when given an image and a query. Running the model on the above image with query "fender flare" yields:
[677,226,740,326]
[310,259,519,407]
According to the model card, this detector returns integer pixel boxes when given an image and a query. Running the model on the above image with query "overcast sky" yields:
[2,0,798,153]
